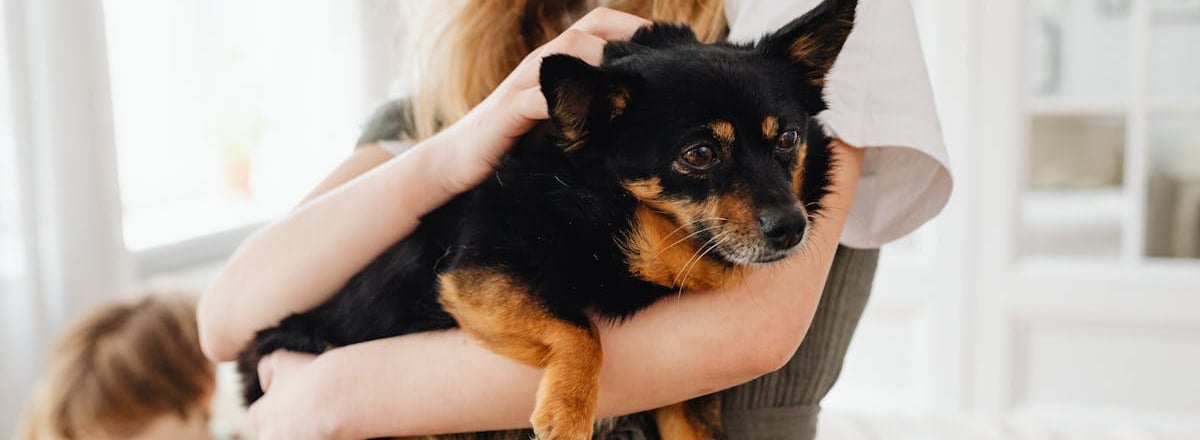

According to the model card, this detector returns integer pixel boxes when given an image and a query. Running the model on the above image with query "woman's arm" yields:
[198,135,458,360]
[197,8,652,361]
[249,143,863,440]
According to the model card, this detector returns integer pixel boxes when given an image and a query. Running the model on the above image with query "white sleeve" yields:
[726,0,954,249]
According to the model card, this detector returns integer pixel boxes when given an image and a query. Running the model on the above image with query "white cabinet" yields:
[825,0,1200,432]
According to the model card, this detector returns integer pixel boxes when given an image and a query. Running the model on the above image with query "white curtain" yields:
[1,0,133,435]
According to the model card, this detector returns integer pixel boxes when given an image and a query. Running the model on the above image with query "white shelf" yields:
[1022,187,1124,225]
[1026,97,1126,116]
[1020,187,1124,257]
[1149,100,1200,114]
[1026,98,1200,117]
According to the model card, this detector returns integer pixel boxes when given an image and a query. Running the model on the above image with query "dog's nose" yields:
[758,208,807,250]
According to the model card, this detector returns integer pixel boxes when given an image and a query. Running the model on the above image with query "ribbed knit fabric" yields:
[357,99,418,146]
[718,245,879,439]
[358,104,882,440]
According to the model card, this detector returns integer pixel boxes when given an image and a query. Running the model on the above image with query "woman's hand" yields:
[247,350,335,440]
[425,7,650,194]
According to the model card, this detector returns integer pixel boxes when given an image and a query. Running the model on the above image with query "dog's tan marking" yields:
[623,177,664,201]
[609,86,632,120]
[693,184,765,264]
[654,395,723,440]
[762,116,779,140]
[791,140,809,196]
[655,403,705,440]
[788,17,855,87]
[550,84,589,152]
[707,184,756,229]
[438,268,601,440]
[621,179,743,291]
[790,36,822,64]
[624,206,739,291]
[708,120,735,146]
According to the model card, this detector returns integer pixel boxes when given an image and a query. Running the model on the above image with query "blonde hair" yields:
[408,0,727,139]
[16,293,214,440]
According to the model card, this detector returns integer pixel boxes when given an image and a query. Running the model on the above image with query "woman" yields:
[198,1,951,439]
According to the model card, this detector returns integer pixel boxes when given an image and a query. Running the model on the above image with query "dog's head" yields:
[541,0,856,266]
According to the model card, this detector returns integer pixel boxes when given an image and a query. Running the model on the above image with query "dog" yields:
[238,1,857,439]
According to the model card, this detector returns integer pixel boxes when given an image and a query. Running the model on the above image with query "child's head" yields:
[17,292,215,440]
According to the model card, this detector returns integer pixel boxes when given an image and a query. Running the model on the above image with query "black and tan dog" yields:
[239,1,857,439]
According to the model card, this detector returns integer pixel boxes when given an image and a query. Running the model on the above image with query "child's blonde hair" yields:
[15,292,214,440]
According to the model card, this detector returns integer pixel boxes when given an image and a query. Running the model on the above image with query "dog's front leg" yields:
[439,267,602,440]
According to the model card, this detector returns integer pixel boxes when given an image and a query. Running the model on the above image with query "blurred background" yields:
[1,0,1198,439]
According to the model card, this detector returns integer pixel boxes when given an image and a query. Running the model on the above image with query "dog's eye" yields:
[777,130,800,152]
[680,144,719,170]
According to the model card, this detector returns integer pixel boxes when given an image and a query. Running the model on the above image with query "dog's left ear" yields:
[758,0,858,113]
[540,54,637,151]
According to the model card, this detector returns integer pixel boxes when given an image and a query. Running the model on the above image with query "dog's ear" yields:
[758,0,857,113]
[629,22,699,48]
[600,23,696,63]
[540,54,637,151]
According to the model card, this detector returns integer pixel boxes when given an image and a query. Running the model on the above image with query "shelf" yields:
[1026,98,1200,116]
[1020,187,1124,258]
[1150,101,1200,114]
[1026,98,1126,116]
[1022,187,1125,227]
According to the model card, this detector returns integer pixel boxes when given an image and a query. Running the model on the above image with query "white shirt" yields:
[726,0,953,248]
[380,0,953,249]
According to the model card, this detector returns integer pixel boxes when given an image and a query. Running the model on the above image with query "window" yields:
[102,0,375,253]
[0,21,23,285]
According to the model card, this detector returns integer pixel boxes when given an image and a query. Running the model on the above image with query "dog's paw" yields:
[530,401,594,440]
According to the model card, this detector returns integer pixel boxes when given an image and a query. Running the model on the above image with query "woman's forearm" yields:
[317,264,826,439]
[198,138,460,361]
[314,143,864,439]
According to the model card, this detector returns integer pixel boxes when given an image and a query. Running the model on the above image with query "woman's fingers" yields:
[501,29,607,92]
[540,28,608,66]
[570,7,652,41]
[257,352,277,391]
[257,350,318,392]
[513,86,550,121]
[502,8,649,92]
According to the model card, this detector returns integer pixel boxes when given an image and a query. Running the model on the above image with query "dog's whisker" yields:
[652,218,729,257]
[655,217,727,246]
[676,231,732,298]
[656,227,712,257]
[658,218,714,244]
[672,231,726,288]
[673,230,730,293]
[655,222,722,256]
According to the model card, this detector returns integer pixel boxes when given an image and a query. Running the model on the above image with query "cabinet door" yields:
[973,0,1200,428]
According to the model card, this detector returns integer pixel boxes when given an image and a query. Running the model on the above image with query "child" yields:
[15,292,216,440]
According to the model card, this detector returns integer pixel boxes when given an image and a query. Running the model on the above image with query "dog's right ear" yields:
[757,0,857,113]
[540,54,637,151]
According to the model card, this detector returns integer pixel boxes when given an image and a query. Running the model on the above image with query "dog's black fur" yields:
[239,1,857,439]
